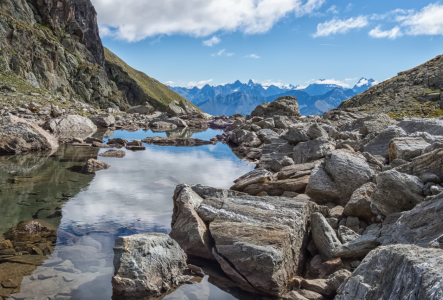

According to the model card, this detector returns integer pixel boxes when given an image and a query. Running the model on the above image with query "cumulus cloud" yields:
[246,54,261,59]
[369,26,403,39]
[313,16,368,37]
[91,0,325,42]
[402,3,443,36]
[165,81,175,86]
[203,36,221,46]
[187,79,213,88]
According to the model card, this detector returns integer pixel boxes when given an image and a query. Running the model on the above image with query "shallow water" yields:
[0,128,256,300]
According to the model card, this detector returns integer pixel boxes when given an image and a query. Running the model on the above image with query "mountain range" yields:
[170,78,377,116]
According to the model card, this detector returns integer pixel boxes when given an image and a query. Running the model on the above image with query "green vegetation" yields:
[104,47,200,111]
[0,71,46,95]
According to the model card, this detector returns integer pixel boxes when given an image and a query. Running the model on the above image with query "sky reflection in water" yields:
[7,128,254,300]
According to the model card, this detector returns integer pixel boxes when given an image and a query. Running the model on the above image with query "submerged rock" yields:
[0,115,59,154]
[81,158,110,173]
[112,233,190,299]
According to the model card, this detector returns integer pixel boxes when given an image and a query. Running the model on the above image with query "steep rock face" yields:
[339,55,443,118]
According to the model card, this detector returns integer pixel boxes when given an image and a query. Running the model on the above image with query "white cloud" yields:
[402,3,443,36]
[91,0,325,42]
[187,79,213,88]
[327,5,339,14]
[211,49,234,57]
[345,3,353,12]
[313,16,368,37]
[370,9,414,21]
[165,81,175,86]
[246,54,261,59]
[203,36,221,46]
[314,79,350,88]
[369,26,403,39]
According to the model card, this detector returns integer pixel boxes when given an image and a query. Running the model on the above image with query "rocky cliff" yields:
[339,54,443,118]
[0,0,192,112]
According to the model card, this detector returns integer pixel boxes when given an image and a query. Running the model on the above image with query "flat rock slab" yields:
[336,245,443,299]
[99,150,126,158]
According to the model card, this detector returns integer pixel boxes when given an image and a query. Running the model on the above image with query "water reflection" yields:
[1,128,254,300]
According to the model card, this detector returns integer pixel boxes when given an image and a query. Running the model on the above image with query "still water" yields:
[0,128,255,300]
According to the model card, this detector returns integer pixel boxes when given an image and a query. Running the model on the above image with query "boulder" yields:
[112,233,190,298]
[398,117,443,135]
[171,184,316,296]
[88,114,116,128]
[166,117,187,127]
[336,245,443,299]
[363,126,406,158]
[166,100,202,118]
[306,123,328,140]
[229,129,261,147]
[311,213,342,261]
[305,165,341,203]
[326,269,352,291]
[251,96,301,118]
[293,138,335,164]
[371,170,424,216]
[81,158,110,173]
[379,194,443,247]
[306,150,372,204]
[301,279,334,296]
[126,102,154,115]
[150,121,177,130]
[99,150,126,158]
[169,186,213,260]
[283,126,310,145]
[0,115,58,154]
[43,115,97,137]
[397,148,443,178]
[388,137,430,161]
[337,226,360,244]
[257,129,283,144]
[333,234,380,258]
[343,183,376,223]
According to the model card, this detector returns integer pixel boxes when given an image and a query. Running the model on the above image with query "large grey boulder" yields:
[398,117,443,135]
[307,123,328,140]
[293,137,335,164]
[43,115,97,138]
[379,194,443,247]
[88,114,116,128]
[397,148,443,178]
[283,126,310,145]
[169,186,213,260]
[0,115,59,154]
[228,129,262,147]
[257,129,284,144]
[333,234,380,258]
[371,170,424,216]
[251,96,301,118]
[171,184,316,296]
[166,100,202,118]
[126,102,154,115]
[112,233,190,299]
[388,137,430,162]
[306,150,372,204]
[336,245,443,300]
[311,213,342,261]
[363,126,406,158]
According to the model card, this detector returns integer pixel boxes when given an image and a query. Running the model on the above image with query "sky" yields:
[92,0,443,89]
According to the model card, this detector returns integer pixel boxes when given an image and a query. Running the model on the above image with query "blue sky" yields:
[92,0,443,89]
